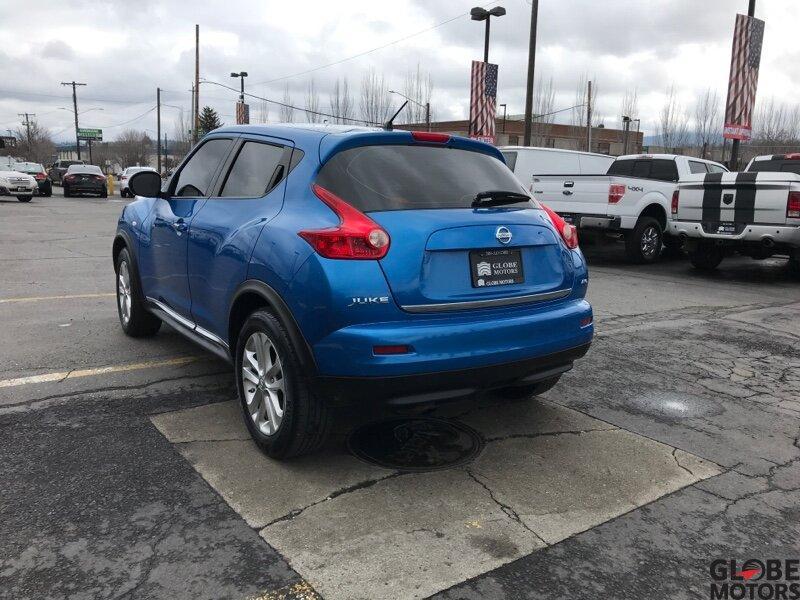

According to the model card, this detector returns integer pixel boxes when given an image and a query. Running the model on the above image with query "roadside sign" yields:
[0,136,17,148]
[77,128,103,141]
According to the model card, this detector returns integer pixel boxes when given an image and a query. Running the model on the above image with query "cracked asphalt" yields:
[1,192,798,599]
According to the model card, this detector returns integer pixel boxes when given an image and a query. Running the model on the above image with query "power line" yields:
[249,1,500,87]
[200,79,379,125]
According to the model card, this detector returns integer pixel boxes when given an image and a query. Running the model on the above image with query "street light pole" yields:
[61,81,86,160]
[230,71,248,101]
[500,103,507,133]
[471,6,506,64]
[156,87,162,174]
[522,0,539,147]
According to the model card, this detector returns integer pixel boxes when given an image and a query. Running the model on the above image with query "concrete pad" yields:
[469,431,720,545]
[152,400,250,443]
[262,469,544,600]
[724,302,800,338]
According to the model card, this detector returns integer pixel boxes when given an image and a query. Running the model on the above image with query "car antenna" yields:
[382,101,408,131]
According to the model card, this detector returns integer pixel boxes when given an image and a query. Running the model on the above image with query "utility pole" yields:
[522,0,539,147]
[156,87,162,174]
[193,24,200,145]
[164,133,168,173]
[61,81,86,160]
[18,113,35,145]
[425,102,431,132]
[728,0,756,171]
[622,115,631,155]
[586,80,592,152]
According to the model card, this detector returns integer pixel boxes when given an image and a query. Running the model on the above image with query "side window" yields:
[649,159,679,182]
[220,141,286,197]
[631,160,651,178]
[501,151,518,172]
[607,160,634,176]
[689,161,709,174]
[173,138,233,197]
[708,163,727,174]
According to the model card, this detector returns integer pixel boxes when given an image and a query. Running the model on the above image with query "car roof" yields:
[67,164,102,172]
[750,153,800,161]
[498,146,614,160]
[14,162,43,170]
[210,124,505,163]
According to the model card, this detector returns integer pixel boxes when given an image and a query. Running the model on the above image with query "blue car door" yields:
[138,136,235,319]
[186,135,294,344]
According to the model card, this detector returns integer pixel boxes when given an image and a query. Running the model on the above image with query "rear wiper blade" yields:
[471,190,532,208]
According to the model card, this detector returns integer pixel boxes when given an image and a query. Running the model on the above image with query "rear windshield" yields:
[69,165,103,175]
[747,159,800,175]
[607,158,679,182]
[315,145,528,212]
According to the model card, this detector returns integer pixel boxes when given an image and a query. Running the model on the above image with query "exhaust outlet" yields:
[761,237,775,248]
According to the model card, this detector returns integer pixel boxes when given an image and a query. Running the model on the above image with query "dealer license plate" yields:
[469,249,524,288]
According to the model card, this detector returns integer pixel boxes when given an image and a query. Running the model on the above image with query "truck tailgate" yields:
[531,175,612,217]
[676,172,799,226]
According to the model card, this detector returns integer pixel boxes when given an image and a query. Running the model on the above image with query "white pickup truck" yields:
[670,153,800,272]
[530,154,727,263]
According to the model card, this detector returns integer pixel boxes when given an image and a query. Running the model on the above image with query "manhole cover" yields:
[347,417,484,472]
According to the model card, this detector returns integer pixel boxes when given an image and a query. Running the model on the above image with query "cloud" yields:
[39,40,75,60]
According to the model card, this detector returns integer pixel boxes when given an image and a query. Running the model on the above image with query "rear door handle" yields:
[562,190,573,196]
[172,219,188,232]
[564,181,574,188]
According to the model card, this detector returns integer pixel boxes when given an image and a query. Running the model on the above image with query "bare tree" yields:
[305,79,321,123]
[113,129,153,168]
[620,88,639,122]
[695,88,720,158]
[279,83,295,123]
[531,76,555,146]
[360,68,392,126]
[329,78,355,124]
[658,85,690,152]
[401,64,433,125]
[9,121,55,165]
[257,99,269,124]
[170,109,192,164]
[570,74,599,150]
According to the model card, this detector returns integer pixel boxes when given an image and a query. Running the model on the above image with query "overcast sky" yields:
[1,0,799,142]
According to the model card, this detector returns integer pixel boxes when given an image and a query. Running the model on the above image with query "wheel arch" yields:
[228,280,317,375]
[638,202,668,230]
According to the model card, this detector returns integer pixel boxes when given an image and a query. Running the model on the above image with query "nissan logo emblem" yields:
[496,226,512,244]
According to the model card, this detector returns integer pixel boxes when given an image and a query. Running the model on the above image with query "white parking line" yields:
[0,356,205,389]
[0,292,115,304]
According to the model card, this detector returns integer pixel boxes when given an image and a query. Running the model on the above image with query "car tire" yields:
[689,242,724,271]
[63,185,71,197]
[115,248,162,337]
[101,188,108,198]
[625,217,663,264]
[662,233,683,256]
[16,196,32,202]
[497,375,561,400]
[235,309,331,459]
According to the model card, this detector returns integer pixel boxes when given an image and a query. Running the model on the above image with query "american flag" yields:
[469,60,498,143]
[723,13,765,141]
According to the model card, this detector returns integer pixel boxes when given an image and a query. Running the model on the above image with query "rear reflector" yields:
[580,316,593,327]
[299,184,391,259]
[540,202,579,250]
[373,344,411,355]
[784,153,800,160]
[411,131,450,144]
[608,183,625,204]
[788,191,800,219]
[671,190,679,215]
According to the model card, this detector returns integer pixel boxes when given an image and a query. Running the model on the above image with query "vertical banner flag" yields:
[469,60,498,144]
[723,13,765,141]
[236,101,250,125]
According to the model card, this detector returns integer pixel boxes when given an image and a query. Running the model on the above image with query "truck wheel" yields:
[17,196,32,202]
[235,309,331,459]
[115,248,162,337]
[625,217,663,264]
[689,242,724,271]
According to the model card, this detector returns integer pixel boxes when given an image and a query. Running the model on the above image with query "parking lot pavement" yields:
[1,193,798,599]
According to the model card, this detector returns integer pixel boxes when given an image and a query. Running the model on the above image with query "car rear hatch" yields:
[314,135,574,313]
[677,172,799,229]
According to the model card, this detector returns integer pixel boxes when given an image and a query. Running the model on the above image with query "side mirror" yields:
[128,170,162,198]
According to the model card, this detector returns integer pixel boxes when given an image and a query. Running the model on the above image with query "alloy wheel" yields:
[640,226,660,258]
[241,332,286,436]
[117,261,132,325]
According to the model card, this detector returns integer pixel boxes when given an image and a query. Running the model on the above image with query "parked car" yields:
[63,164,107,198]
[671,161,800,272]
[119,166,157,197]
[48,159,85,185]
[530,154,728,263]
[14,162,52,197]
[113,125,594,458]
[0,170,37,202]
[744,152,800,175]
[500,146,615,182]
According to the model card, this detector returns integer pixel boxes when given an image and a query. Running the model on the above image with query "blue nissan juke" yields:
[113,124,593,458]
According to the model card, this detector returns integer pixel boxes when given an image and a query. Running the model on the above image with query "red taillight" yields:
[540,202,579,250]
[299,184,391,259]
[784,153,800,160]
[63,175,76,182]
[92,175,106,182]
[608,183,625,204]
[671,190,680,215]
[411,131,450,144]
[373,344,411,355]
[787,191,800,219]
[34,172,46,180]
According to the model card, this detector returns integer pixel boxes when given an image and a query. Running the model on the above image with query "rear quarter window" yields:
[648,159,679,182]
[315,145,528,212]
[501,151,518,172]
[607,160,634,176]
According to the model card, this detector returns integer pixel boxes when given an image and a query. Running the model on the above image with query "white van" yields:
[499,147,615,183]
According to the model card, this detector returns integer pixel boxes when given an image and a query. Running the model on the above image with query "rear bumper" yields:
[66,184,105,194]
[559,213,624,231]
[670,220,800,247]
[315,343,590,406]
